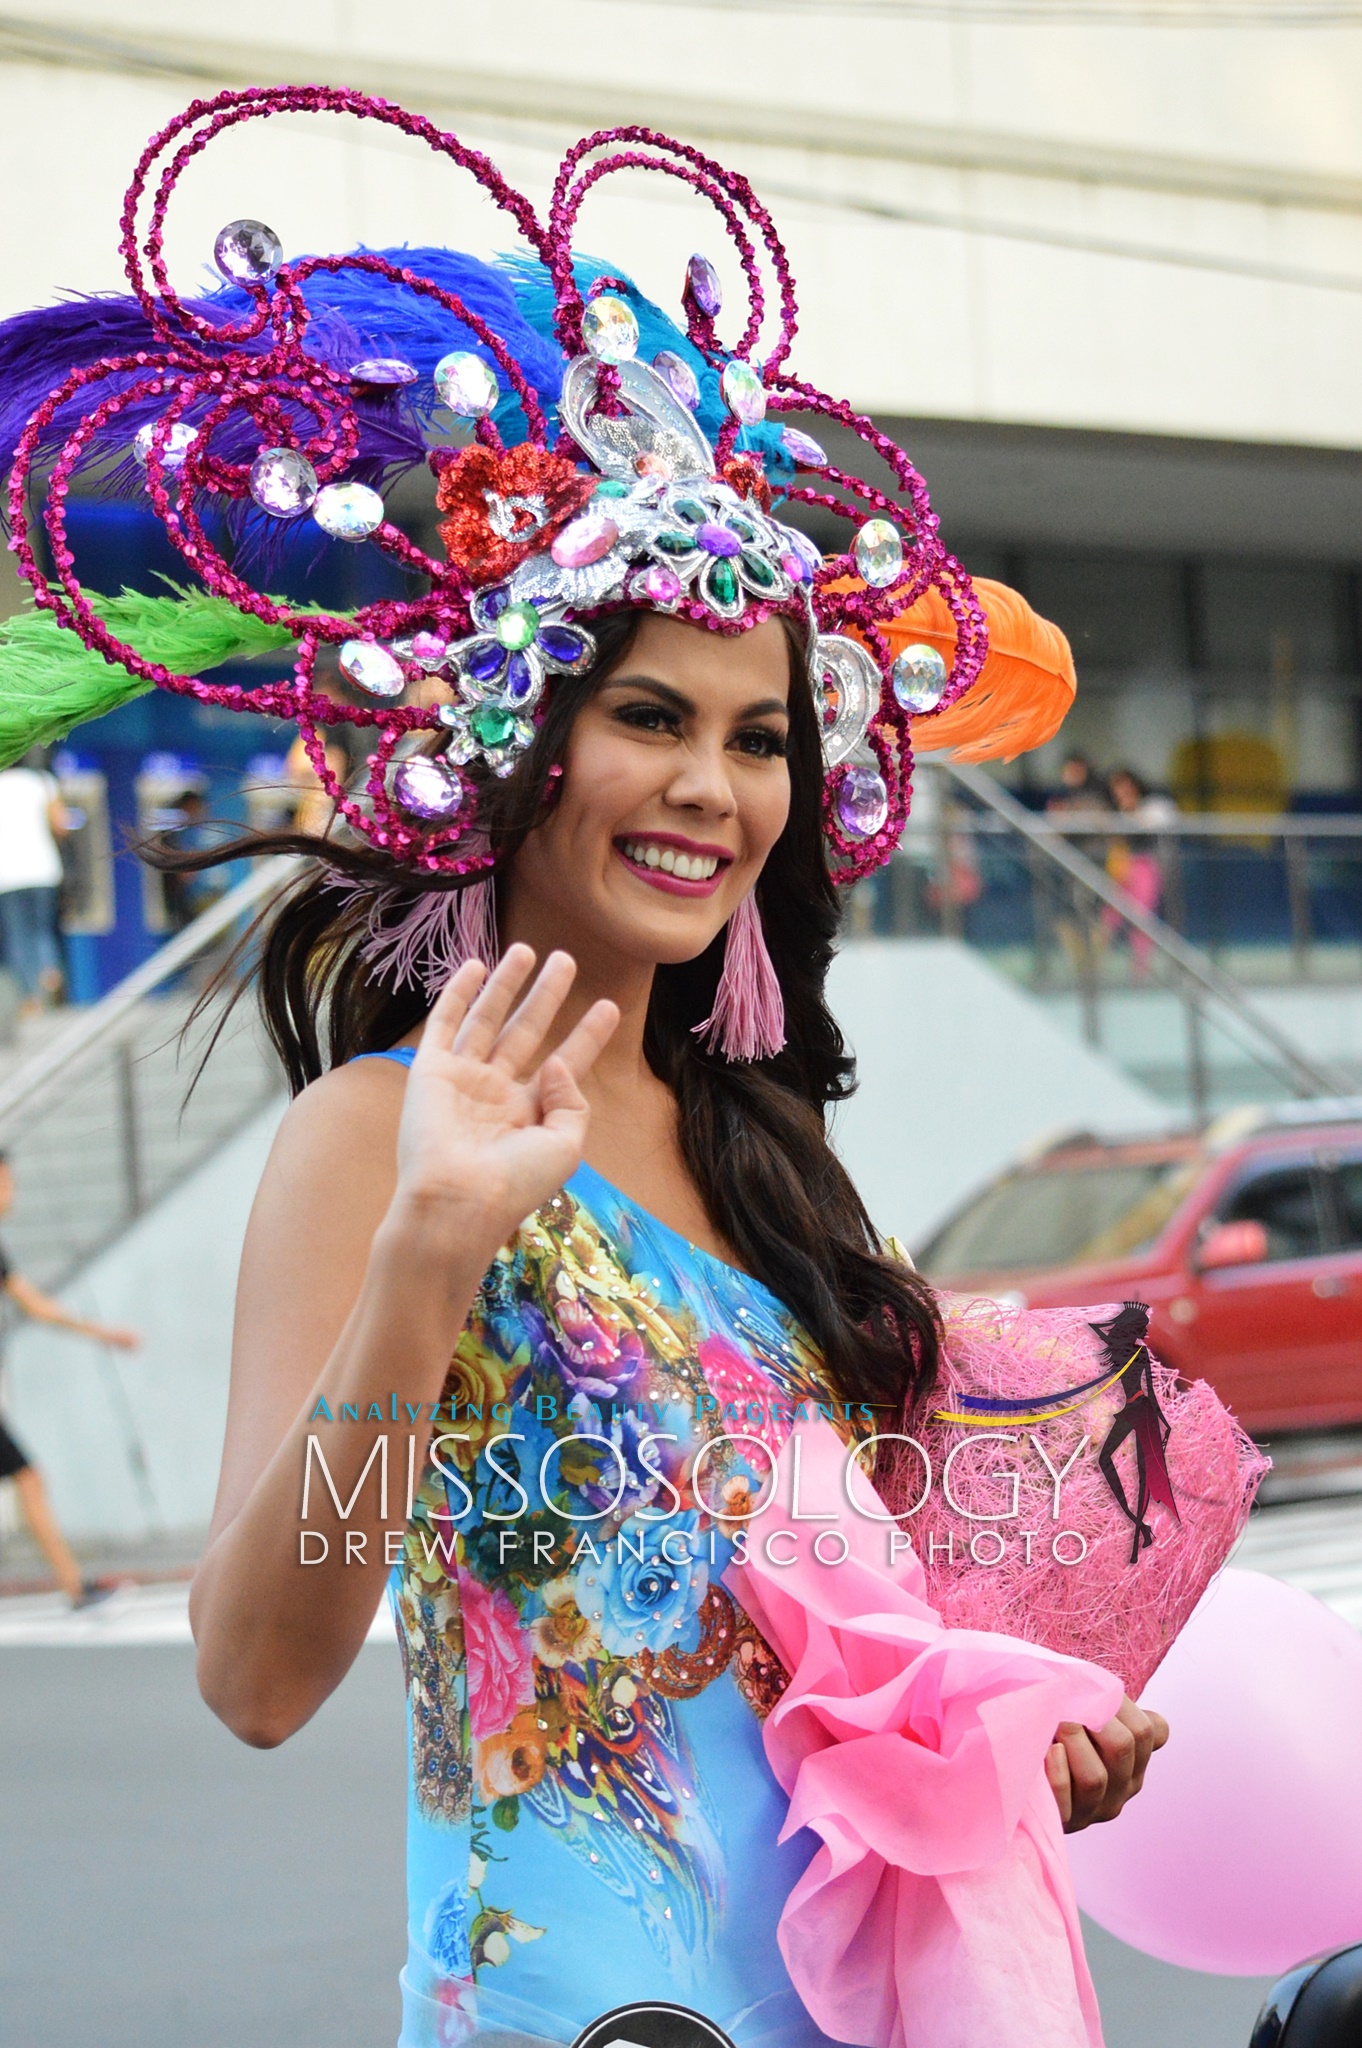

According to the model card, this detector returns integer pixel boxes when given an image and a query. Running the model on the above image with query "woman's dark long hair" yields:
[154,610,939,1412]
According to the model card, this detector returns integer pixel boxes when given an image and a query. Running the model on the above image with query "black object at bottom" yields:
[0,1418,31,1479]
[572,2002,737,2048]
[1251,1943,1362,2047]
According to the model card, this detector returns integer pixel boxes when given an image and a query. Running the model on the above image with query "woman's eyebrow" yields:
[601,674,694,713]
[738,696,790,720]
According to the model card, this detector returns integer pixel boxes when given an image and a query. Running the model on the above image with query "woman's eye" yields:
[734,726,788,759]
[615,702,680,734]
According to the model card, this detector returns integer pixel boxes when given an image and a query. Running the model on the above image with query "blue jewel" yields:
[466,639,507,683]
[481,585,510,621]
[504,650,535,702]
[538,622,590,665]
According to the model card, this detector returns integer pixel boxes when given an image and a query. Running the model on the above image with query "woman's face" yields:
[505,611,794,967]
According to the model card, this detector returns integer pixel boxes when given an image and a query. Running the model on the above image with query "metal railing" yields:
[0,860,296,1287]
[853,763,1349,1118]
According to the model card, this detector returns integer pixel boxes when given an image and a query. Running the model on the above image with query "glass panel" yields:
[1333,1159,1362,1251]
[919,1160,1197,1277]
[1219,1165,1324,1262]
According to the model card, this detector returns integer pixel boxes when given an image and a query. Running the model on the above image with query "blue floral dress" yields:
[368,1052,867,2048]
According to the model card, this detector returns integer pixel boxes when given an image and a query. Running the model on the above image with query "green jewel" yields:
[655,530,695,555]
[495,602,539,651]
[729,515,757,542]
[594,479,629,499]
[740,548,775,588]
[673,497,707,524]
[709,559,739,605]
[470,704,518,749]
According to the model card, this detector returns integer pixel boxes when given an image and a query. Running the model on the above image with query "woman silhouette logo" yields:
[572,2002,737,2048]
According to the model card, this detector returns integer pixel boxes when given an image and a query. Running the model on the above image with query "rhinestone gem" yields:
[633,451,672,480]
[653,349,700,410]
[686,253,722,318]
[348,356,418,387]
[470,704,517,750]
[698,522,741,559]
[781,426,827,468]
[781,550,810,584]
[741,549,776,588]
[133,420,197,471]
[552,511,619,568]
[721,359,766,425]
[411,630,449,668]
[639,564,682,606]
[836,765,890,840]
[434,351,499,417]
[339,640,405,698]
[505,651,535,703]
[853,518,903,589]
[495,602,540,652]
[891,643,950,713]
[594,479,629,500]
[313,481,385,540]
[213,219,282,286]
[655,531,695,556]
[393,756,464,820]
[582,294,639,364]
[248,447,317,519]
[537,623,590,666]
[466,641,506,683]
[709,559,739,605]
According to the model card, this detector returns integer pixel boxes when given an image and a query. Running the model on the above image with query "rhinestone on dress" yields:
[853,518,903,588]
[348,357,418,388]
[891,643,950,713]
[652,349,700,411]
[686,253,722,318]
[313,481,385,541]
[433,351,499,417]
[248,447,317,519]
[781,427,827,468]
[836,764,890,841]
[393,755,464,820]
[213,219,282,286]
[582,293,639,364]
[339,639,405,698]
[721,359,766,425]
[133,420,197,471]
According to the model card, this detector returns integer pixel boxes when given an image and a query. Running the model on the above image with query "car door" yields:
[1183,1153,1344,1428]
[1310,1148,1362,1405]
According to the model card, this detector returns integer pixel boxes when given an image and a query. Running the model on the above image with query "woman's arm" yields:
[5,1272,139,1347]
[189,947,617,1748]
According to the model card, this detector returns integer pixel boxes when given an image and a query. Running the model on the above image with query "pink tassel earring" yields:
[693,891,785,1062]
[359,874,499,1000]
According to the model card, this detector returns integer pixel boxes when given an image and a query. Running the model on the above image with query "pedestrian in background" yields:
[0,1150,140,1605]
[1104,766,1179,976]
[0,747,69,1013]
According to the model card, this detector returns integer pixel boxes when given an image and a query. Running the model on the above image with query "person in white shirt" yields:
[0,752,69,1011]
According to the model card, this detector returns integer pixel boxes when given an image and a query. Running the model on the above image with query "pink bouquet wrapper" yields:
[888,1297,1269,1697]
[725,1420,1125,2048]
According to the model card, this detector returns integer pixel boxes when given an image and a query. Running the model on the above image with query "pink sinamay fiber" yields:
[876,1295,1269,1698]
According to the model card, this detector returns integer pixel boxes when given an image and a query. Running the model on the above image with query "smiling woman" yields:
[0,85,1167,2048]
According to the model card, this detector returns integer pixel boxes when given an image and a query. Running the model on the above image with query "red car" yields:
[915,1104,1362,1435]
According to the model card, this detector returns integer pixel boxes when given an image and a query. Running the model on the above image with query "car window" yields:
[1332,1157,1362,1251]
[1219,1163,1325,1262]
[918,1159,1197,1276]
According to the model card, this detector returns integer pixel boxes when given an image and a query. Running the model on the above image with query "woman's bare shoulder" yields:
[258,1054,410,1205]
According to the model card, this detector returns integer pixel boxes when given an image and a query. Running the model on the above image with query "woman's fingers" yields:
[414,956,487,1059]
[486,950,578,1076]
[552,998,621,1084]
[536,1052,590,1133]
[1045,1741,1073,1828]
[450,943,538,1059]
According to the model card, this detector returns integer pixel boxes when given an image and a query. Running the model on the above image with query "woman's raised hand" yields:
[392,944,618,1256]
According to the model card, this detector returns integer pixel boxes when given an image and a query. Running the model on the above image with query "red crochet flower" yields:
[436,442,596,583]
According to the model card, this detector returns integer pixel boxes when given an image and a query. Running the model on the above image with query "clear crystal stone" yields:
[348,357,418,387]
[853,518,903,589]
[836,764,890,841]
[781,426,827,468]
[133,420,197,471]
[313,481,385,541]
[721,359,766,425]
[213,219,283,286]
[891,643,949,713]
[582,294,640,364]
[433,351,499,417]
[686,253,722,318]
[652,350,700,411]
[248,447,317,519]
[339,640,405,698]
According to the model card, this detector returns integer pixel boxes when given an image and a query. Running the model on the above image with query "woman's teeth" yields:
[621,840,720,882]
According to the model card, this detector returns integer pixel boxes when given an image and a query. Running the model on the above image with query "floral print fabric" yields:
[392,1155,864,2048]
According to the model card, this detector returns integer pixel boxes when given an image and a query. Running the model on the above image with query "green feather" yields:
[0,585,308,767]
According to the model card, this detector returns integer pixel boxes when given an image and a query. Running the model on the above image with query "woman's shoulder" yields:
[261,1051,413,1190]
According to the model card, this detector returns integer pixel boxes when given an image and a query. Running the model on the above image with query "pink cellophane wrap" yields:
[724,1420,1125,2048]
[886,1297,1269,1697]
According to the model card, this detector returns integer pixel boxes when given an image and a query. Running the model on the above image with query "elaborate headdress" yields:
[0,89,1077,1048]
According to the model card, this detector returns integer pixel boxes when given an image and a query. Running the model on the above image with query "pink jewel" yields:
[552,510,619,568]
[633,451,672,480]
[639,565,682,606]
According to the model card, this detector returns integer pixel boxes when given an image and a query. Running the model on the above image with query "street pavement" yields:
[9,1489,1360,2048]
